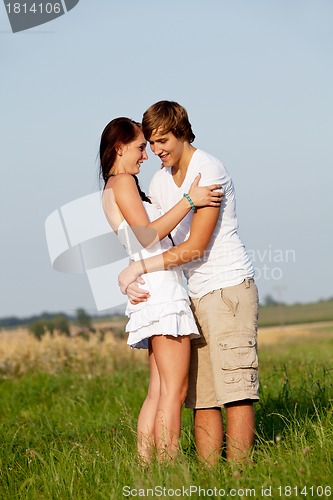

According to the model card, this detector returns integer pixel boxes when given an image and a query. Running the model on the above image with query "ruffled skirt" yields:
[125,299,200,349]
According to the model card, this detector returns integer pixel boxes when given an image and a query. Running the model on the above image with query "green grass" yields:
[0,334,332,499]
[258,299,333,327]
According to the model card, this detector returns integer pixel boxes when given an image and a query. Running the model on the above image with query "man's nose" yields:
[151,144,161,156]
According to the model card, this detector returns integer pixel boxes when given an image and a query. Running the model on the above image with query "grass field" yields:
[258,299,333,327]
[0,323,332,499]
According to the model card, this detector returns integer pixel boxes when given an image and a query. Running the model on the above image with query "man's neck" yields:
[172,143,196,174]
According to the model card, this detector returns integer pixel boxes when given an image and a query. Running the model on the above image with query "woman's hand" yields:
[126,279,150,304]
[188,174,223,208]
[118,261,142,294]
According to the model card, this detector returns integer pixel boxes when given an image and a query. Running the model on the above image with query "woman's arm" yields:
[118,205,220,293]
[104,173,222,249]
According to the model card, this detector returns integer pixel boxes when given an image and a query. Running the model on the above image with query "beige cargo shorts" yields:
[185,278,259,408]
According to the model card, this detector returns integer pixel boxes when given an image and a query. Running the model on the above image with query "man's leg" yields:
[193,407,223,465]
[225,400,255,462]
[189,280,259,463]
[186,297,224,465]
[185,304,223,465]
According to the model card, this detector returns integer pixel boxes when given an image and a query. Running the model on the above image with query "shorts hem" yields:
[185,395,259,409]
[218,395,260,406]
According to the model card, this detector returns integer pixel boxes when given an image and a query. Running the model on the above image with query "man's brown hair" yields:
[142,100,195,143]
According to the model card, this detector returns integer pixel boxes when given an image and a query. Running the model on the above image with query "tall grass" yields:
[0,327,332,499]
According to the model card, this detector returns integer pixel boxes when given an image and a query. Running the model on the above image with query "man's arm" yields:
[119,205,220,293]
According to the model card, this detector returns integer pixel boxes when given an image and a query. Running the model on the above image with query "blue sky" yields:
[1,0,332,317]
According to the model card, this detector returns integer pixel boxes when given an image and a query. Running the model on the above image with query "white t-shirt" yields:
[149,149,254,299]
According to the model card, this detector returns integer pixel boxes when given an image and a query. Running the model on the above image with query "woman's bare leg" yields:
[137,341,160,462]
[151,335,191,460]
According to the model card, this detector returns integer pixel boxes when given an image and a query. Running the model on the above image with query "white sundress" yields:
[117,202,200,349]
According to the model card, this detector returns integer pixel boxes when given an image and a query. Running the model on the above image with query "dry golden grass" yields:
[258,320,333,346]
[0,325,147,378]
[1,320,331,378]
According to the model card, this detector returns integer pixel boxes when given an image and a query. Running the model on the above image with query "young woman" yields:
[99,117,222,462]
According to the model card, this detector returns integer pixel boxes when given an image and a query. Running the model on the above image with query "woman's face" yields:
[121,131,148,175]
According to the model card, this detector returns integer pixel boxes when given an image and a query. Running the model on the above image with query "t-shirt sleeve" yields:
[197,160,228,190]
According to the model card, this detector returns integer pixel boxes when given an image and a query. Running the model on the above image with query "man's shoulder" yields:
[193,149,230,182]
[194,149,225,168]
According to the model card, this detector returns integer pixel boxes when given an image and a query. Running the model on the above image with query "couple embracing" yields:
[100,101,259,465]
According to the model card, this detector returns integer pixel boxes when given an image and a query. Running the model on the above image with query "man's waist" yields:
[185,266,255,298]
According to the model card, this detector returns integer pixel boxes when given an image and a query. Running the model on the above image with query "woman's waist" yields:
[126,284,189,312]
[139,268,183,289]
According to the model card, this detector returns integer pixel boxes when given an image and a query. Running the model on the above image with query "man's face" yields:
[148,130,185,168]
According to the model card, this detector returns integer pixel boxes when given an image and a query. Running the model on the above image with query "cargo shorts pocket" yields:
[223,369,259,394]
[218,334,258,370]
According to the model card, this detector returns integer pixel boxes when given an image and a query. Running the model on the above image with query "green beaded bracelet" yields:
[183,193,195,211]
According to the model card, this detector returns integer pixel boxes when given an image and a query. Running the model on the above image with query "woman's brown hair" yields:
[99,117,150,203]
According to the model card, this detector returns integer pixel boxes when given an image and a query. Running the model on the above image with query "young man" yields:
[118,101,259,464]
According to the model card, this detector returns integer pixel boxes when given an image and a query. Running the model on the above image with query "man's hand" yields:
[127,278,150,304]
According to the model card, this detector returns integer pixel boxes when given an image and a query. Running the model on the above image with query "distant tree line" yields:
[28,314,71,340]
[1,298,333,329]
[261,295,333,307]
[0,309,127,342]
[27,308,97,341]
[262,294,283,306]
[0,312,73,329]
[0,311,125,329]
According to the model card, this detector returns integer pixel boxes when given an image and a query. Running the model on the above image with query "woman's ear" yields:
[115,142,124,156]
